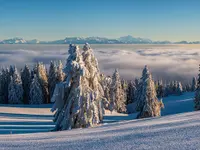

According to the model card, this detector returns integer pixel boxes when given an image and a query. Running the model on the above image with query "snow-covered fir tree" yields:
[194,65,200,111]
[121,79,128,105]
[35,62,49,103]
[21,64,32,104]
[29,75,43,104]
[51,44,105,131]
[127,81,137,104]
[136,65,164,118]
[9,65,16,77]
[100,74,112,109]
[8,69,23,104]
[156,80,164,98]
[191,77,197,92]
[110,69,126,113]
[56,60,65,82]
[186,83,192,92]
[48,61,57,99]
[0,71,4,103]
[176,82,183,95]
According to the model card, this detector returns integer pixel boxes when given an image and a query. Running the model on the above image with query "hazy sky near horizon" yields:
[1,0,200,41]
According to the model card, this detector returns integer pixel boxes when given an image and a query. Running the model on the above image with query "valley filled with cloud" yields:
[0,44,199,83]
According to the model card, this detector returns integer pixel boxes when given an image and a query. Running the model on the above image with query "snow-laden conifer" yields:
[194,65,200,111]
[51,44,105,130]
[35,62,49,103]
[176,82,183,95]
[136,65,164,118]
[21,64,32,104]
[8,69,23,104]
[110,69,126,113]
[100,74,112,109]
[127,81,137,104]
[29,75,43,104]
[48,61,57,99]
[56,60,65,82]
[191,77,197,92]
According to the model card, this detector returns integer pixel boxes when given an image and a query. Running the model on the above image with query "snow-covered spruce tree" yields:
[156,80,164,98]
[8,69,23,104]
[127,81,137,104]
[164,84,170,97]
[56,60,65,82]
[0,71,4,103]
[35,62,49,103]
[110,69,126,113]
[51,44,105,130]
[48,61,57,99]
[176,82,183,95]
[194,65,200,111]
[121,79,128,105]
[0,68,11,103]
[9,65,16,77]
[21,64,32,104]
[29,75,44,104]
[192,77,197,92]
[186,83,192,92]
[100,74,112,109]
[136,65,164,118]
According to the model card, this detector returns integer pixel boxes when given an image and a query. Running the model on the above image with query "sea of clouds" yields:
[0,44,199,83]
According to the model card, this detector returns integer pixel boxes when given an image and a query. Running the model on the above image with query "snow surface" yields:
[0,104,54,134]
[162,92,194,115]
[0,92,199,150]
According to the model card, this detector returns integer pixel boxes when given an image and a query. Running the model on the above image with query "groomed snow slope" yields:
[0,111,200,150]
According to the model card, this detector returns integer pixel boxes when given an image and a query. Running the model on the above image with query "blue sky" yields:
[0,0,200,41]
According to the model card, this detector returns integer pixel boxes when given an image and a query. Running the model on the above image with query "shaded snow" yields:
[0,104,54,134]
[162,92,194,115]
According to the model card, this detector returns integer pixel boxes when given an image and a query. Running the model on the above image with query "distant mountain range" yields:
[1,36,200,44]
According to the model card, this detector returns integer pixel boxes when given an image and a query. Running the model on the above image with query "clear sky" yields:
[0,0,200,41]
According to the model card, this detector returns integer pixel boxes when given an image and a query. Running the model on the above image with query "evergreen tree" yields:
[156,80,164,98]
[29,75,43,104]
[136,65,164,118]
[164,84,170,97]
[56,60,65,82]
[176,82,183,95]
[186,83,192,92]
[121,79,128,105]
[0,72,3,103]
[194,65,200,111]
[100,74,112,109]
[127,81,137,104]
[35,62,49,103]
[0,68,11,103]
[110,69,126,113]
[8,69,23,104]
[191,77,197,91]
[21,64,32,104]
[9,65,16,77]
[48,61,57,99]
[51,44,105,131]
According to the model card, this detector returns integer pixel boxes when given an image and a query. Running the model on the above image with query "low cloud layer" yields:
[0,44,199,83]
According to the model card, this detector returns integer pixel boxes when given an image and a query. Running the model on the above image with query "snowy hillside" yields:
[0,109,200,149]
[0,92,199,149]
